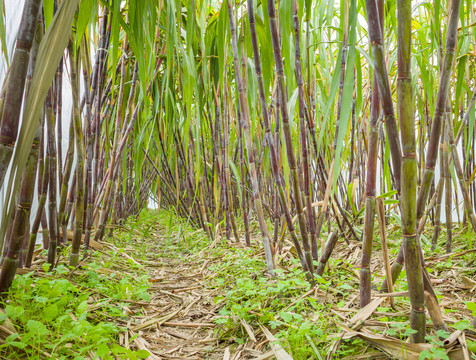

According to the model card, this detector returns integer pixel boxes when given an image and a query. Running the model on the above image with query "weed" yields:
[0,269,149,359]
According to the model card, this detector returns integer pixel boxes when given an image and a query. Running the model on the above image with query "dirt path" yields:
[121,251,226,360]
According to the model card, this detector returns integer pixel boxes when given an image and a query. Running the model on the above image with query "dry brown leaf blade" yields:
[223,346,230,360]
[259,325,293,360]
[132,306,183,331]
[240,318,257,342]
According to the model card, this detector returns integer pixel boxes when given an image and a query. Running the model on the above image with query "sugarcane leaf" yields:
[316,48,342,153]
[465,108,474,168]
[228,159,242,208]
[354,48,363,118]
[304,0,312,20]
[216,0,228,86]
[247,58,258,115]
[326,0,335,24]
[355,204,365,219]
[383,132,391,192]
[347,182,357,216]
[454,57,466,115]
[76,0,95,44]
[377,190,398,199]
[287,87,299,126]
[279,0,294,93]
[254,12,273,98]
[43,0,54,29]
[355,46,373,70]
[0,0,8,66]
[332,0,356,191]
[420,233,429,245]
[109,0,121,90]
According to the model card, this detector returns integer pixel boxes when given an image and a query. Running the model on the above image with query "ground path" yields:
[112,217,291,360]
[115,241,228,359]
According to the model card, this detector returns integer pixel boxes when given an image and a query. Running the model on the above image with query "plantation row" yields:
[0,0,475,351]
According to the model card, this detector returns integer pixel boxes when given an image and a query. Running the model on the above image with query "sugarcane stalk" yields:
[315,0,357,256]
[237,106,251,246]
[0,0,42,186]
[217,86,237,241]
[377,198,394,308]
[221,118,231,240]
[293,0,318,265]
[359,0,385,308]
[92,9,110,206]
[69,41,86,267]
[58,115,75,244]
[56,57,63,189]
[445,104,476,233]
[173,130,203,227]
[246,0,309,274]
[236,20,251,246]
[0,125,40,294]
[333,0,350,153]
[265,0,314,273]
[224,108,240,242]
[94,97,144,237]
[1,212,15,264]
[0,122,41,297]
[360,71,380,307]
[108,160,123,231]
[81,40,95,250]
[397,0,425,342]
[431,159,444,252]
[0,70,10,119]
[315,231,339,276]
[442,123,452,254]
[64,172,76,228]
[93,49,165,215]
[417,178,443,236]
[415,0,461,222]
[45,88,60,267]
[20,14,44,267]
[94,41,128,243]
[25,154,49,267]
[384,0,461,290]
[227,0,274,273]
[363,0,402,192]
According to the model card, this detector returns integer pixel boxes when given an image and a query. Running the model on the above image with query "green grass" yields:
[203,241,374,358]
[0,224,157,359]
[0,262,151,359]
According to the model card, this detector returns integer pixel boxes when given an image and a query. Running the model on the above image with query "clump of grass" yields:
[0,263,150,359]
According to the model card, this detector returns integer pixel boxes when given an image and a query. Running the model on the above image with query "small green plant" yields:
[419,330,451,360]
[209,245,344,358]
[385,322,419,359]
[466,302,476,317]
[386,321,418,339]
[0,262,151,359]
